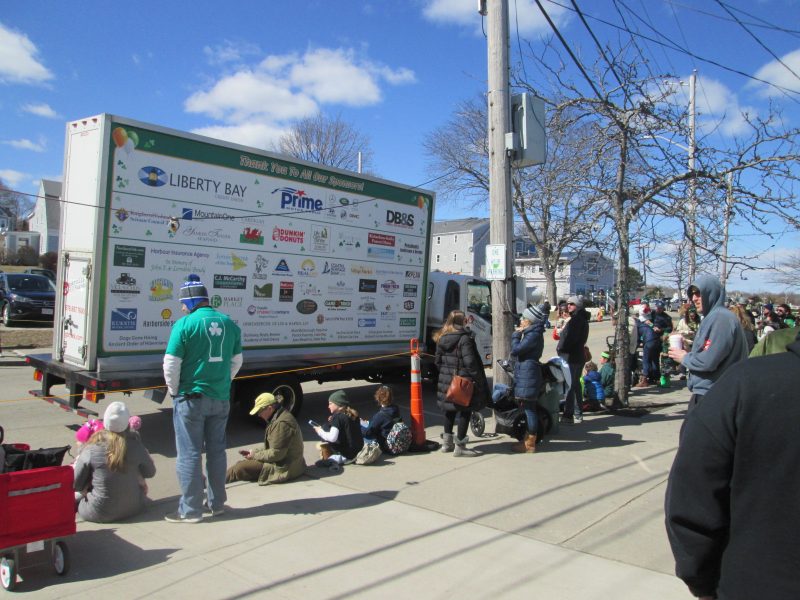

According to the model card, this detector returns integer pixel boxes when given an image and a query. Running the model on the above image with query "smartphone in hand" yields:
[308,419,320,427]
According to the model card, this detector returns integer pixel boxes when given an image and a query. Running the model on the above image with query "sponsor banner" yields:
[279,281,294,302]
[367,246,395,259]
[400,317,417,327]
[381,280,400,294]
[111,308,138,330]
[113,245,146,268]
[368,232,396,247]
[359,279,377,293]
[403,284,418,297]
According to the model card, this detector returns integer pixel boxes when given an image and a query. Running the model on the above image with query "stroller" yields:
[471,357,571,444]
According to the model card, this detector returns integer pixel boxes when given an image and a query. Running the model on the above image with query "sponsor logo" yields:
[272,226,305,244]
[381,280,399,294]
[337,233,361,250]
[316,314,325,324]
[182,207,235,221]
[296,299,318,315]
[322,261,346,275]
[351,265,373,275]
[312,226,330,252]
[403,284,418,297]
[115,208,129,222]
[181,226,231,243]
[358,301,377,312]
[138,166,167,187]
[161,309,172,319]
[386,209,415,228]
[400,317,417,327]
[273,187,324,213]
[214,252,247,271]
[404,300,416,311]
[240,227,264,245]
[279,281,294,302]
[149,278,173,301]
[110,273,141,297]
[368,232,396,247]
[213,274,247,289]
[367,247,395,259]
[400,241,423,255]
[359,279,377,293]
[324,299,352,310]
[253,283,273,298]
[405,270,421,279]
[298,259,317,277]
[113,245,146,268]
[210,294,222,308]
[253,255,269,279]
[111,308,138,330]
[327,280,354,295]
[273,259,291,275]
[211,295,243,308]
[298,282,321,296]
[358,318,376,327]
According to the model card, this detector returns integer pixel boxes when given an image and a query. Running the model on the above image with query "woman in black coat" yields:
[509,303,549,453]
[434,310,489,457]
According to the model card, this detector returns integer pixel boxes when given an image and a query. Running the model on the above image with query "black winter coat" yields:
[556,307,590,364]
[510,320,545,400]
[434,329,489,412]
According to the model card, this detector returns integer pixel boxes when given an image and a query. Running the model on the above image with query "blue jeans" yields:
[172,394,230,518]
[563,361,584,419]
[522,402,538,435]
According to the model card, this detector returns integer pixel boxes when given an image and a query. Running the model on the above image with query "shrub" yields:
[39,251,58,271]
[16,246,38,266]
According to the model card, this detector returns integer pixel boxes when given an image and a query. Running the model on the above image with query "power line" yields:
[665,0,800,38]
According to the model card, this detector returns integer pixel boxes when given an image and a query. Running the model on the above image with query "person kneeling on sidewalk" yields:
[226,393,306,485]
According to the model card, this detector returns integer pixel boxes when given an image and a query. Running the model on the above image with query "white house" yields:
[28,179,61,255]
[430,218,490,276]
[0,205,12,232]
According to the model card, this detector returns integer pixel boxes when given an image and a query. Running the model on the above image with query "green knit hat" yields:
[328,390,350,407]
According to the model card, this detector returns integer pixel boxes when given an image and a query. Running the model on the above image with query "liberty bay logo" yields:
[138,166,167,187]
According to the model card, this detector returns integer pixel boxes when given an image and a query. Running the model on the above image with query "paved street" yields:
[0,318,694,598]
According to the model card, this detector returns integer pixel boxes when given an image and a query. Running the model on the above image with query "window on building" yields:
[436,236,440,244]
[436,254,440,263]
[453,254,457,262]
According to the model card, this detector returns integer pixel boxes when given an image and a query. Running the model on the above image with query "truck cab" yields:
[425,271,493,365]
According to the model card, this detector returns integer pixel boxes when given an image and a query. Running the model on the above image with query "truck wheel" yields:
[0,556,16,590]
[271,378,303,415]
[470,411,486,437]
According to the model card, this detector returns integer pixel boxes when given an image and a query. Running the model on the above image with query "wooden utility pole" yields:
[687,70,698,283]
[486,0,514,386]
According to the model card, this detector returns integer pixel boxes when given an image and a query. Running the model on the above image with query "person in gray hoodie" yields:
[668,274,748,413]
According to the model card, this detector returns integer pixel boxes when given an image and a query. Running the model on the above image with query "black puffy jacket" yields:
[434,329,489,411]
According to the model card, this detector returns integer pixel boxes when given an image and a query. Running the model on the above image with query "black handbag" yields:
[2,444,71,473]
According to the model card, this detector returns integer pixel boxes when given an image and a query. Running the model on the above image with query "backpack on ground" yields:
[355,441,382,465]
[385,420,412,455]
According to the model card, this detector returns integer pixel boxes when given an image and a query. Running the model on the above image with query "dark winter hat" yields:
[764,303,774,311]
[654,300,665,308]
[180,274,209,311]
[328,390,350,408]
[522,304,548,322]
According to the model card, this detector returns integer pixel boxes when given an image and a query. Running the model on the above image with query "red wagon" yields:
[0,466,75,591]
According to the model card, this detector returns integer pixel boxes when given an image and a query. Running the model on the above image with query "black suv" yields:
[0,273,56,326]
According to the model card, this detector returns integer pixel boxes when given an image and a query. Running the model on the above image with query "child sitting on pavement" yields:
[582,361,606,412]
[599,351,616,403]
[312,390,364,468]
[361,385,403,454]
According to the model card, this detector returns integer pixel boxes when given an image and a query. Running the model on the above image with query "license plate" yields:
[42,308,54,315]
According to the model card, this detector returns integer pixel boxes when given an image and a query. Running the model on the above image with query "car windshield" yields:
[7,274,54,292]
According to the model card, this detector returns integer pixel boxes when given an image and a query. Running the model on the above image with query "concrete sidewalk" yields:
[7,382,692,599]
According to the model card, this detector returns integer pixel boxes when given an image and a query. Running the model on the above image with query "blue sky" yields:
[1,0,799,293]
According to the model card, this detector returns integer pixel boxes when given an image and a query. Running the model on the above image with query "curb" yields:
[0,351,30,367]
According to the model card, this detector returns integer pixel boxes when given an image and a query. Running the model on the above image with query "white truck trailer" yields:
[27,115,495,416]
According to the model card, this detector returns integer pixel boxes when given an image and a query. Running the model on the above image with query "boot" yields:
[440,433,455,453]
[511,434,537,454]
[454,436,481,457]
[634,376,650,388]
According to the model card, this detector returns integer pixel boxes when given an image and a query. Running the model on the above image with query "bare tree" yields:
[771,251,800,289]
[0,179,32,231]
[277,113,374,173]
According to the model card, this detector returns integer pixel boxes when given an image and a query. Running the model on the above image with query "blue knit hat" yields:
[179,274,209,311]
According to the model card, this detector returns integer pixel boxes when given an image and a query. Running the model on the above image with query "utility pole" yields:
[687,70,697,283]
[486,0,514,386]
[720,172,733,288]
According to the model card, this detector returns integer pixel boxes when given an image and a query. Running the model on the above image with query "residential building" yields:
[431,218,490,276]
[0,205,12,232]
[28,179,61,255]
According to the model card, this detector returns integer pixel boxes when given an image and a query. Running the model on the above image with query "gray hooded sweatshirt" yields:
[682,274,748,396]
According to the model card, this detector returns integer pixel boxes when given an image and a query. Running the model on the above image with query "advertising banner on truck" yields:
[99,120,432,355]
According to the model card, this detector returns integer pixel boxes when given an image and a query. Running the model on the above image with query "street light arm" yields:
[642,134,690,153]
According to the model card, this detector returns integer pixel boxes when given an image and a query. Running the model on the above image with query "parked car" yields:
[24,268,56,282]
[0,273,56,326]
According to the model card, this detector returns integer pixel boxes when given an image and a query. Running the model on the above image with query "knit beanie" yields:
[180,274,209,311]
[522,303,548,323]
[104,401,131,433]
[328,390,350,408]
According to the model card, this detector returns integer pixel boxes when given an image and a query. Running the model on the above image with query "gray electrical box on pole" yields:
[509,93,546,168]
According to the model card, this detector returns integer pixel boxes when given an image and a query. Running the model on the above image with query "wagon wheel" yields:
[470,411,486,437]
[0,556,16,590]
[52,541,70,576]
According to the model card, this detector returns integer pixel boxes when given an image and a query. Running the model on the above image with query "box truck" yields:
[27,115,496,417]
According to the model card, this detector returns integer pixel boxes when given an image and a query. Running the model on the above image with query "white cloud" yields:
[22,102,58,118]
[204,40,261,66]
[191,122,289,150]
[422,0,569,35]
[752,48,800,97]
[0,22,53,84]
[186,46,415,138]
[3,138,45,152]
[0,169,27,187]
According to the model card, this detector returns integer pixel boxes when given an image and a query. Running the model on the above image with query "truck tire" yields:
[270,377,303,415]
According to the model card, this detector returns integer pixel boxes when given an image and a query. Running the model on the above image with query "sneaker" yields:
[165,511,203,524]
[315,458,335,468]
[560,415,574,425]
[573,415,583,424]
[203,503,225,517]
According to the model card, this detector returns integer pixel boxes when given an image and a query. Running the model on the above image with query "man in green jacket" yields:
[226,393,307,485]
